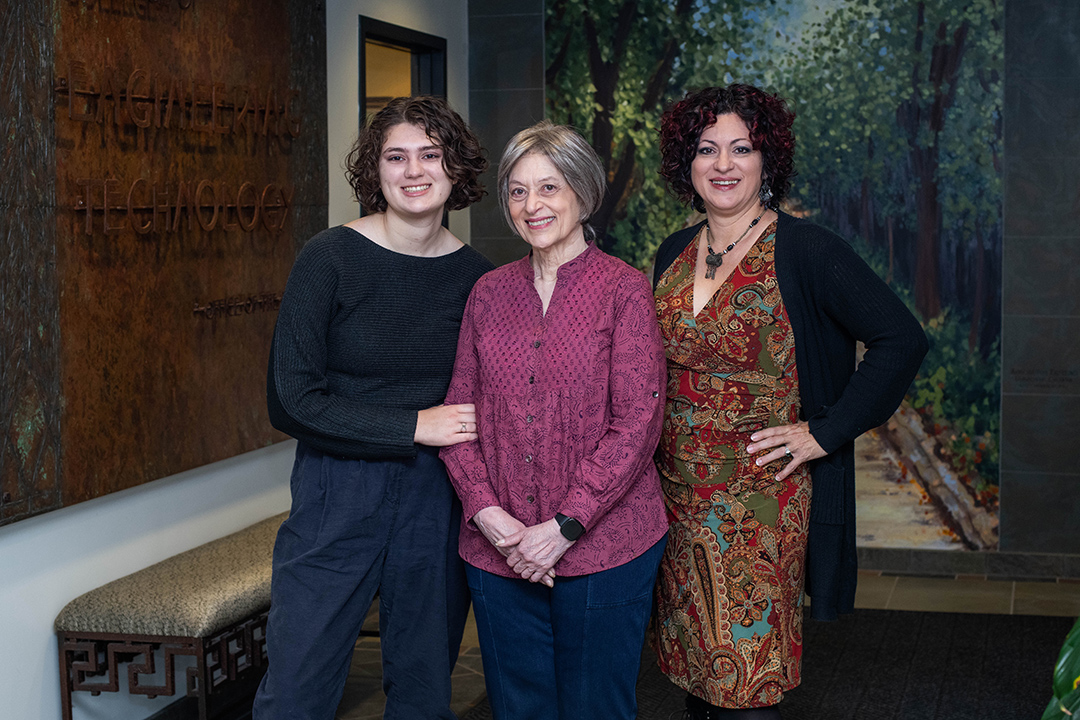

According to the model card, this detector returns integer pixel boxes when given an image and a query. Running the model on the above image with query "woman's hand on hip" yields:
[414,404,477,446]
[746,421,827,482]
[472,506,526,557]
[504,519,574,587]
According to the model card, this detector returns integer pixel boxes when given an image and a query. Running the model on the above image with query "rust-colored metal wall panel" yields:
[0,0,326,524]
[0,1,63,523]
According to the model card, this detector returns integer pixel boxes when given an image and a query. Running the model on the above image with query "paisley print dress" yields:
[650,223,811,708]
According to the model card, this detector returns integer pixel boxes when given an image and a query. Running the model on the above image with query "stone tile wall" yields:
[467,0,546,266]
[1000,0,1080,554]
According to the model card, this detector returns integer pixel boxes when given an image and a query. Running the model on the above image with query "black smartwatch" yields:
[554,513,585,541]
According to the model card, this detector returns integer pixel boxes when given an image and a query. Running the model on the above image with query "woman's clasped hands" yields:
[472,506,571,588]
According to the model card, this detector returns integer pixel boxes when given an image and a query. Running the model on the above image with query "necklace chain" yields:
[704,210,766,280]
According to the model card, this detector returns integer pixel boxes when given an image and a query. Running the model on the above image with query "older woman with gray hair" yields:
[440,121,669,719]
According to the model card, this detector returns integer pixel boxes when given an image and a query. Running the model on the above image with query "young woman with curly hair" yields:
[254,96,494,720]
[650,84,927,718]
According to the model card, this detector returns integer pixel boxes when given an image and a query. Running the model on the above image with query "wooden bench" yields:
[55,512,288,720]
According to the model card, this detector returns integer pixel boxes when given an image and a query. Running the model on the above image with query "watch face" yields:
[559,516,585,541]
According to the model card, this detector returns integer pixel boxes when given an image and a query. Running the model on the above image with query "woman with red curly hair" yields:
[254,96,493,720]
[649,84,927,718]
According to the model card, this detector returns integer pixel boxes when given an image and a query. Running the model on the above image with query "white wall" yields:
[326,0,473,241]
[0,3,472,719]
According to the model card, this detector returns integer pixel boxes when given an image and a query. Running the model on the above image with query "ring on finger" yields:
[784,446,792,457]
[461,422,467,433]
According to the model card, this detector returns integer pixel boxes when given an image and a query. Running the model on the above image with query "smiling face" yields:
[378,122,452,218]
[507,152,585,253]
[690,113,764,218]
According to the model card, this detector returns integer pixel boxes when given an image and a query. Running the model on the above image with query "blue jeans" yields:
[253,443,469,720]
[466,534,667,720]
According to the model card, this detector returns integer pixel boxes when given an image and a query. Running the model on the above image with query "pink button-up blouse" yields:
[440,244,669,578]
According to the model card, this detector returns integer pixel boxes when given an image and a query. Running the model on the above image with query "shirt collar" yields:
[514,242,597,281]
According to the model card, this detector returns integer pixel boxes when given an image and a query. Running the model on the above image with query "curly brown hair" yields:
[344,96,487,213]
[659,84,796,212]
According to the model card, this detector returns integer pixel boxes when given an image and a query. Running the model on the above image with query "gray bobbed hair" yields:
[497,120,606,242]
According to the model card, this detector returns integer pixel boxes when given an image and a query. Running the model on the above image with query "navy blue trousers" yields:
[466,534,667,720]
[253,443,469,720]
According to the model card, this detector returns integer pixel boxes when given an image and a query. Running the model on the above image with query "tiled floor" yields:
[852,570,1080,616]
[335,574,1080,718]
[335,602,487,720]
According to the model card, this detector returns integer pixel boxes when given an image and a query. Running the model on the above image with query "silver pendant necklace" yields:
[703,210,766,280]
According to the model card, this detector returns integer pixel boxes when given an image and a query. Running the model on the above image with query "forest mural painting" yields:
[546,0,1002,550]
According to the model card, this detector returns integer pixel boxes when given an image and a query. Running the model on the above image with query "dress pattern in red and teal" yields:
[650,223,811,708]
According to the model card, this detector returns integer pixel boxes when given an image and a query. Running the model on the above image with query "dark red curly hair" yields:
[659,84,796,212]
[345,95,487,213]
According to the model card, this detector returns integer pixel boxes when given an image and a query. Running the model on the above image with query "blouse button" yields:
[534,340,541,348]
[526,415,534,423]
[529,376,535,384]
[652,391,659,398]
[526,495,535,503]
[525,455,532,463]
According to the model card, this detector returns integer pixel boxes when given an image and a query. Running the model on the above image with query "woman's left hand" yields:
[746,421,827,482]
[503,519,575,587]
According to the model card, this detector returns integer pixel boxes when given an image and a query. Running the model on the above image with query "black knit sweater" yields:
[653,211,928,620]
[267,226,494,460]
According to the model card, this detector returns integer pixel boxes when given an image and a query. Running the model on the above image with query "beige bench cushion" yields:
[55,512,288,638]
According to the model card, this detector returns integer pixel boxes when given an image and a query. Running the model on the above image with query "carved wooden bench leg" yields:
[58,608,268,720]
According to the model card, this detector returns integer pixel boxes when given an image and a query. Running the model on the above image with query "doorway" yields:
[359,17,447,123]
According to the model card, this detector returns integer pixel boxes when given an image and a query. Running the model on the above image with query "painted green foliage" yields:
[545,0,780,269]
[545,0,1003,488]
[776,0,1003,487]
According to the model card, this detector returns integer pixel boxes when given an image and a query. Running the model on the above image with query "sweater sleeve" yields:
[805,233,929,454]
[267,238,419,459]
[558,271,667,529]
[438,285,501,522]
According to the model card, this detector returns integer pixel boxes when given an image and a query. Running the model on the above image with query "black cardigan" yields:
[653,212,928,620]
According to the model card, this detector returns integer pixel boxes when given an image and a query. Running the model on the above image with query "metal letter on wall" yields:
[0,0,327,525]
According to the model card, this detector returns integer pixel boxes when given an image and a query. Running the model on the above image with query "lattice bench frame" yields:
[55,513,287,720]
[58,609,268,720]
